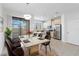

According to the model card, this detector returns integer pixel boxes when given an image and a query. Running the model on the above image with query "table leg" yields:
[28,47,31,55]
[45,46,47,55]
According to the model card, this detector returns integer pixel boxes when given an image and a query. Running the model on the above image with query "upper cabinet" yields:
[51,16,61,25]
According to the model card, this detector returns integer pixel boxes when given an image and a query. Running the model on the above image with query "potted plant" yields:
[5,27,12,40]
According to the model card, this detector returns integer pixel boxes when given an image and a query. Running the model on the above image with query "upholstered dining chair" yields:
[39,31,51,55]
[5,38,24,56]
[33,33,37,37]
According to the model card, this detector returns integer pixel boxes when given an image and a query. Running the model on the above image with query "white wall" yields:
[63,10,79,45]
[0,4,5,55]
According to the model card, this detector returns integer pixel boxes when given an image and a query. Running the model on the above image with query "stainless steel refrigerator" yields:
[53,24,62,40]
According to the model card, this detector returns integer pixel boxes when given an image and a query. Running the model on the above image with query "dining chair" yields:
[33,33,37,37]
[5,38,24,56]
[39,31,51,55]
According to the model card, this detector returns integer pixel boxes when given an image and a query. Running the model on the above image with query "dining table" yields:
[20,36,50,55]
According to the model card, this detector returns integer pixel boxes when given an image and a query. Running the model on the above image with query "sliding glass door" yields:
[12,17,29,38]
[21,20,29,35]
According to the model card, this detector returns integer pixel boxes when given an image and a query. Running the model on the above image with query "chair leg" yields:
[49,44,51,51]
[40,44,42,50]
[45,46,47,55]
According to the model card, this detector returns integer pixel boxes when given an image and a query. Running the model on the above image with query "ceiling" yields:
[2,3,79,20]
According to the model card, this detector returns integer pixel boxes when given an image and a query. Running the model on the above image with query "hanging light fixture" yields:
[24,3,32,20]
[24,14,32,20]
[23,3,32,38]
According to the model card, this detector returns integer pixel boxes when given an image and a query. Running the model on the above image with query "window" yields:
[12,17,29,38]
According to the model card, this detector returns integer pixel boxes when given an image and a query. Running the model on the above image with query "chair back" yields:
[45,31,51,40]
[5,39,14,56]
[33,33,37,37]
[38,33,42,37]
[5,38,24,56]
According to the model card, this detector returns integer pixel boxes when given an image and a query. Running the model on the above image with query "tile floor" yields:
[1,38,79,56]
